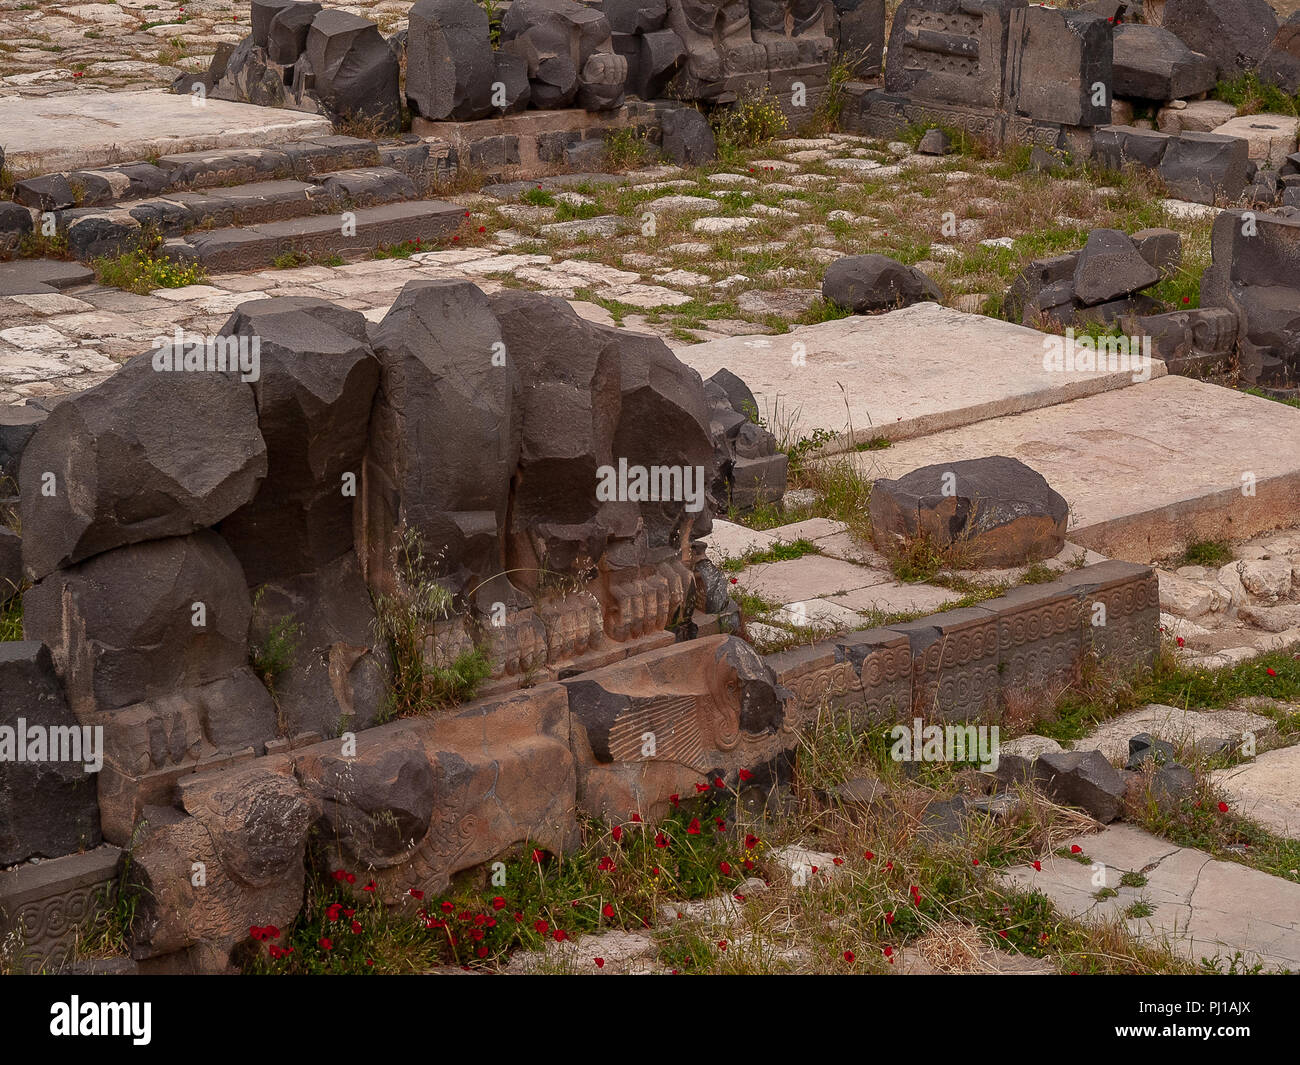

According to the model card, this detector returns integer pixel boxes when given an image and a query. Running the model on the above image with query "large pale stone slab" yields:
[0,91,332,177]
[672,305,1158,452]
[736,554,893,602]
[1001,825,1300,972]
[1213,743,1300,841]
[848,376,1300,562]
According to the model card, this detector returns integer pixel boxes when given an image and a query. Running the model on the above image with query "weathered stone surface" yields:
[249,551,388,738]
[252,0,298,48]
[1033,749,1126,822]
[917,127,951,155]
[302,9,402,132]
[267,1,323,65]
[1158,131,1249,205]
[1211,113,1300,170]
[214,297,379,586]
[406,0,498,121]
[887,606,999,721]
[23,531,255,715]
[704,367,785,512]
[13,174,75,212]
[668,0,768,100]
[822,253,940,313]
[128,762,314,968]
[1073,228,1160,306]
[1260,13,1300,94]
[1200,208,1300,385]
[0,845,122,974]
[18,353,266,582]
[1092,124,1173,170]
[1011,6,1112,127]
[869,455,1069,567]
[1132,227,1182,276]
[0,201,34,256]
[660,107,716,166]
[1112,22,1216,101]
[0,404,45,483]
[562,635,793,821]
[0,642,102,865]
[832,0,886,78]
[302,683,578,900]
[1162,0,1278,80]
[365,279,521,611]
[501,0,627,110]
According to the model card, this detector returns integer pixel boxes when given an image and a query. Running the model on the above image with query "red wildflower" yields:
[441,901,455,913]
[1032,861,1042,872]
[553,929,568,942]
[746,834,760,849]
[718,940,728,952]
[631,813,642,823]
[863,850,875,860]
[739,769,753,781]
[1217,801,1229,813]
[719,861,732,875]
[363,881,376,893]
[319,937,333,951]
[594,957,605,968]
[534,919,548,935]
[1070,845,1082,854]
[843,950,855,963]
[532,849,545,863]
[492,897,506,910]
[602,904,615,918]
[885,911,895,925]
[612,826,622,843]
[597,855,615,871]
[713,778,725,789]
[351,920,363,935]
[883,946,893,959]
[832,857,844,866]
[687,818,701,835]
[408,888,425,900]
[655,832,669,848]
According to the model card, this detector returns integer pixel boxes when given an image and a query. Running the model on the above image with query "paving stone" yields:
[1001,824,1300,972]
[737,554,891,602]
[1212,742,1300,840]
[673,305,1152,453]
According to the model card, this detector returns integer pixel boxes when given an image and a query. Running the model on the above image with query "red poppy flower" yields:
[534,919,549,935]
[611,825,622,843]
[513,911,523,922]
[655,832,669,848]
[740,768,754,782]
[718,940,728,951]
[492,897,506,910]
[832,857,844,866]
[1070,845,1082,854]
[729,576,738,584]
[1267,668,1277,676]
[345,873,356,884]
[631,813,642,823]
[602,903,615,918]
[883,946,893,958]
[553,929,568,942]
[1032,861,1042,872]
[713,778,725,789]
[1217,801,1229,813]
[532,849,545,863]
[719,861,732,875]
[477,226,486,233]
[972,858,980,866]
[408,888,424,900]
[363,881,376,893]
[863,850,875,860]
[885,861,893,871]
[595,957,605,968]
[695,782,710,793]
[319,937,333,951]
[745,834,759,849]
[885,911,894,924]
[997,929,1008,939]
[332,869,347,881]
[597,855,615,871]
[441,901,455,913]
[687,818,701,835]
[351,920,363,934]
[1176,636,1185,647]
[669,794,680,807]
[843,950,855,963]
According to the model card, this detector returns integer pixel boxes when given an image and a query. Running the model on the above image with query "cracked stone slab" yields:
[1212,743,1300,841]
[1001,824,1300,972]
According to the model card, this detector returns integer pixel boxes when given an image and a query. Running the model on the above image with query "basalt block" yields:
[18,353,266,582]
[869,456,1069,567]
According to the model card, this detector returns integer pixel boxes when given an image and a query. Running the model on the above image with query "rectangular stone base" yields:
[0,845,122,973]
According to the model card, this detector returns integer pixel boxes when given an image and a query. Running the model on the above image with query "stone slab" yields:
[1213,742,1300,841]
[1072,703,1275,764]
[672,304,1160,453]
[1001,825,1300,972]
[0,91,333,177]
[736,554,894,602]
[846,376,1300,562]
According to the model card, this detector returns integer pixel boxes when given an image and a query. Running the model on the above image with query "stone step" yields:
[847,375,1300,562]
[163,200,468,272]
[672,304,1159,452]
[53,167,423,262]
